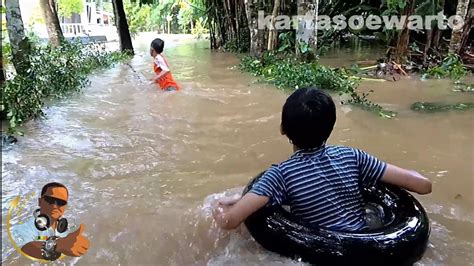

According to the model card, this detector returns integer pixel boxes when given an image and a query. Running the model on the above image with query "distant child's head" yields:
[150,38,164,57]
[281,87,336,150]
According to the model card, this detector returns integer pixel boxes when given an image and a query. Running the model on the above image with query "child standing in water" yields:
[149,38,180,91]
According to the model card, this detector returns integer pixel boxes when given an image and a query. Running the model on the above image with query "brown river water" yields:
[2,36,473,265]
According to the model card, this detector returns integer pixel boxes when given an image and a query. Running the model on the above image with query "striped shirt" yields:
[249,145,387,232]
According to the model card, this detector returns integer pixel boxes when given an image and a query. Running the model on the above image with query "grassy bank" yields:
[2,41,131,135]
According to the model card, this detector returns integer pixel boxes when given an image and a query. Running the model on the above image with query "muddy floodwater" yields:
[2,36,473,265]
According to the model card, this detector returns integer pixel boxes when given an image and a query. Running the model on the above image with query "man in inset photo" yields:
[11,182,90,261]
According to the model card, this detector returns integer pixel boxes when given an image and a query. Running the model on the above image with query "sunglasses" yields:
[43,196,67,207]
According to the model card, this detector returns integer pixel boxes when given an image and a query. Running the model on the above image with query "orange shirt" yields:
[153,54,179,91]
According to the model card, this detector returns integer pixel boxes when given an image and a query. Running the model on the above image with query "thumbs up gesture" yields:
[56,224,90,257]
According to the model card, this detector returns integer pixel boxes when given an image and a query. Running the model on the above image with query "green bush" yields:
[240,52,396,118]
[422,54,469,82]
[2,40,131,134]
[124,0,208,36]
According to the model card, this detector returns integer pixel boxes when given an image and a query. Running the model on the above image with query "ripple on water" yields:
[416,221,474,265]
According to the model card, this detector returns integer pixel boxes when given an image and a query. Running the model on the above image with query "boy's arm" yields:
[150,55,170,83]
[354,148,431,195]
[150,70,169,82]
[380,164,432,194]
[212,193,269,230]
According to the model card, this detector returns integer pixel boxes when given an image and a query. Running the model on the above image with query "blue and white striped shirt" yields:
[250,145,387,232]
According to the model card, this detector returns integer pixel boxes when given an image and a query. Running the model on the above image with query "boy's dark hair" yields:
[150,38,165,54]
[41,182,69,197]
[281,87,336,149]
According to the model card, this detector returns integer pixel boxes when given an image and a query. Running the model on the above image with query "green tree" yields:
[150,0,177,32]
[125,2,152,34]
[57,0,85,17]
[177,3,193,32]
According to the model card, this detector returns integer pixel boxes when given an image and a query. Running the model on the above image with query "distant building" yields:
[20,0,118,43]
[59,0,117,42]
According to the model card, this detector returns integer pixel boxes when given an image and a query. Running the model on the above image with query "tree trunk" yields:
[112,0,134,54]
[212,4,224,48]
[459,7,473,54]
[246,0,266,56]
[236,0,241,50]
[296,0,318,60]
[449,0,470,54]
[423,29,433,64]
[0,58,5,120]
[432,0,446,48]
[5,0,31,76]
[39,0,64,47]
[1,57,5,86]
[267,0,281,51]
[223,0,236,42]
[314,0,318,53]
[393,0,416,63]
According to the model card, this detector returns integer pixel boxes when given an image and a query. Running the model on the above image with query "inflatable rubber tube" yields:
[242,172,430,266]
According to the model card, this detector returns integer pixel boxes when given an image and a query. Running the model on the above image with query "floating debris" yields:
[411,102,474,112]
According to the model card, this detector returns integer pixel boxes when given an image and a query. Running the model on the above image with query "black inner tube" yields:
[242,172,430,266]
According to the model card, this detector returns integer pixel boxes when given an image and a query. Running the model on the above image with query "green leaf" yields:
[398,1,407,9]
[57,0,84,17]
[9,118,16,128]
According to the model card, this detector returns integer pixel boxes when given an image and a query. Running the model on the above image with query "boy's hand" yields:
[212,193,269,230]
[217,195,241,206]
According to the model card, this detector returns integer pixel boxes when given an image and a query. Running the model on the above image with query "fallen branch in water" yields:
[359,65,378,71]
[391,61,408,76]
[349,76,387,82]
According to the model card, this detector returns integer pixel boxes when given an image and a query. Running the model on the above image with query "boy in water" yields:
[213,87,432,231]
[149,38,180,91]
